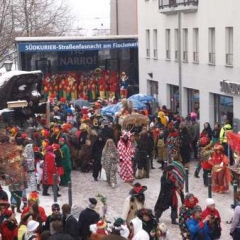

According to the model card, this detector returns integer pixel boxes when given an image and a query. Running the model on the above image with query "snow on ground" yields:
[3,161,234,239]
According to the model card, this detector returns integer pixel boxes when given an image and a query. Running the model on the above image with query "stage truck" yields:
[15,35,139,101]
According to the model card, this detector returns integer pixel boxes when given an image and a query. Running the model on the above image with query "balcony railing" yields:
[226,53,233,66]
[183,51,188,62]
[159,0,198,14]
[166,50,171,59]
[209,52,215,65]
[193,52,199,63]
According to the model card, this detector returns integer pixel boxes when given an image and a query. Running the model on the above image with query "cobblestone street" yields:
[10,160,234,240]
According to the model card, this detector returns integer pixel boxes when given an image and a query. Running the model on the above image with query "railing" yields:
[159,0,198,9]
[166,50,171,59]
[153,49,158,59]
[183,51,188,62]
[175,50,179,60]
[209,52,215,65]
[226,53,233,66]
[193,52,199,63]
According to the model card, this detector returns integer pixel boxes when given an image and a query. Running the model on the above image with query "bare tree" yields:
[0,0,73,64]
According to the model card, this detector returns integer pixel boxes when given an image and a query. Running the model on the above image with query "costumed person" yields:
[155,222,170,240]
[122,182,147,225]
[21,191,47,223]
[154,165,178,225]
[9,180,23,214]
[52,143,64,182]
[208,143,232,194]
[179,193,199,240]
[179,125,192,167]
[78,198,100,240]
[230,190,240,239]
[165,122,180,165]
[1,209,18,240]
[42,146,59,196]
[59,137,72,187]
[23,219,39,240]
[22,143,37,192]
[50,126,61,144]
[119,72,129,99]
[92,134,105,182]
[18,213,33,240]
[157,111,168,128]
[136,208,158,240]
[135,130,150,179]
[34,146,44,192]
[219,118,233,165]
[157,127,168,169]
[101,138,119,188]
[117,131,134,184]
[129,217,150,240]
[201,198,222,240]
[89,219,109,240]
[61,204,78,240]
[186,205,213,240]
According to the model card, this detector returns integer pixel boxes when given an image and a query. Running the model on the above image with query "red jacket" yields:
[42,152,57,185]
[201,207,221,223]
[21,206,47,222]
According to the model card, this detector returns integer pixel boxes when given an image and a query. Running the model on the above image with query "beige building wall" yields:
[110,0,138,35]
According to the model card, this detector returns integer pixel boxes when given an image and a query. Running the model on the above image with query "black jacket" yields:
[63,214,78,240]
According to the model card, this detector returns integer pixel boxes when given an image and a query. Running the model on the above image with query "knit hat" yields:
[192,205,202,213]
[206,198,215,206]
[52,203,60,211]
[185,193,194,200]
[89,198,97,205]
[114,218,125,227]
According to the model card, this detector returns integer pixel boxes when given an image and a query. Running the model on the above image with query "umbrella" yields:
[101,104,120,116]
[70,98,91,108]
[128,94,156,103]
[117,99,148,111]
[122,113,149,126]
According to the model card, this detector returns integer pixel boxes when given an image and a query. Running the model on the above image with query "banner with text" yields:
[17,39,138,52]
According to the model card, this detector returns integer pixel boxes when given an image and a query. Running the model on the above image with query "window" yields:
[208,27,215,65]
[183,28,188,62]
[193,28,199,63]
[174,29,179,60]
[165,29,171,59]
[226,27,233,66]
[146,29,150,58]
[153,29,158,59]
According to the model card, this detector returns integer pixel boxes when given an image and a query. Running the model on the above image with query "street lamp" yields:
[4,60,13,72]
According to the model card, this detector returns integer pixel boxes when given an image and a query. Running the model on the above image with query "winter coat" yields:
[49,232,73,240]
[78,208,100,239]
[130,217,150,240]
[63,214,78,240]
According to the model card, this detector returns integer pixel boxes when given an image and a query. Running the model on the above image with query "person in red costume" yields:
[208,143,232,194]
[21,191,47,223]
[42,146,58,196]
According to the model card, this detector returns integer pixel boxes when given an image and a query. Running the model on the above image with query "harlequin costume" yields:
[208,143,232,193]
[117,131,134,183]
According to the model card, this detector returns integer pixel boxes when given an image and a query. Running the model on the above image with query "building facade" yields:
[138,0,240,129]
[110,0,138,35]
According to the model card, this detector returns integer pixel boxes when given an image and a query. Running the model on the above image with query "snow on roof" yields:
[15,35,138,42]
[0,70,42,87]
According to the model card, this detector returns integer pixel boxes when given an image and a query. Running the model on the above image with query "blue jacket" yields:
[186,218,212,240]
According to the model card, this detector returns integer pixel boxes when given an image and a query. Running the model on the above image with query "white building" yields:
[138,0,240,129]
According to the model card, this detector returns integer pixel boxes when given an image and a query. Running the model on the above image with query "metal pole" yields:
[233,180,238,207]
[53,174,58,202]
[185,168,189,193]
[68,181,72,207]
[208,173,212,198]
[178,11,182,116]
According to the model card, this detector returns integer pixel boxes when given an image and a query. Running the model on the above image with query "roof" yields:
[15,35,138,42]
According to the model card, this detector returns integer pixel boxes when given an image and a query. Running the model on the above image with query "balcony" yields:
[159,0,198,15]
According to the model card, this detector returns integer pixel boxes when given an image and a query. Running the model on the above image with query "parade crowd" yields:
[0,96,239,240]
